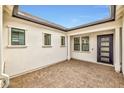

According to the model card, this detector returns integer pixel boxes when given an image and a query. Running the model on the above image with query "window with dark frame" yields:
[61,36,65,46]
[74,37,80,51]
[44,33,51,45]
[81,36,89,51]
[11,28,25,45]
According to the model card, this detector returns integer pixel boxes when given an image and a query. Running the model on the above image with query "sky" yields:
[19,5,110,28]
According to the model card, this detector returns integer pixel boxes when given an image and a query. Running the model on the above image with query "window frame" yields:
[61,36,65,47]
[7,26,27,48]
[42,33,52,48]
[81,36,89,51]
[11,27,25,45]
[73,37,80,51]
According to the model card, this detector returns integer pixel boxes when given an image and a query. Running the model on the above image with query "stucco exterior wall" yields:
[3,13,67,77]
[71,30,114,64]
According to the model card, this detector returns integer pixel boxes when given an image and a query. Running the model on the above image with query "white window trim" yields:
[73,36,80,51]
[42,32,52,48]
[60,36,66,47]
[81,36,90,52]
[7,26,28,48]
[72,36,90,53]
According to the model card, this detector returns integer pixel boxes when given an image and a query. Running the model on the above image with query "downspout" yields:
[120,27,122,73]
[122,15,124,75]
[67,35,71,60]
[0,5,9,88]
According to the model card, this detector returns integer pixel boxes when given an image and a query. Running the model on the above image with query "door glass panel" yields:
[101,57,109,62]
[101,42,109,46]
[101,37,109,41]
[101,47,109,51]
[101,52,109,57]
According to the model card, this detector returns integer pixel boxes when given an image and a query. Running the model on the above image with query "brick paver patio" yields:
[9,59,124,88]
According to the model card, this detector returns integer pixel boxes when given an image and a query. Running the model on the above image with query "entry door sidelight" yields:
[97,34,113,64]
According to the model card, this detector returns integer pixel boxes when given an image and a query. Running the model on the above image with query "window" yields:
[11,28,25,45]
[44,33,51,46]
[74,37,80,51]
[61,36,65,46]
[81,37,89,51]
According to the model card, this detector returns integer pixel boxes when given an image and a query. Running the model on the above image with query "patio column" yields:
[122,16,124,75]
[114,27,121,73]
[0,5,3,74]
[0,6,9,88]
[67,35,71,60]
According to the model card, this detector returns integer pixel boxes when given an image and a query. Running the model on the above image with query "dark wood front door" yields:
[97,34,113,64]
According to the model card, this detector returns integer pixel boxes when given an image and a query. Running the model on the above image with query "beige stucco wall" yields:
[3,11,67,77]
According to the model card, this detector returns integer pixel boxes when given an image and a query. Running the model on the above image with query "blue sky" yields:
[19,5,110,28]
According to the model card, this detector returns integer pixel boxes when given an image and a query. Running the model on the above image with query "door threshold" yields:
[72,58,114,67]
[97,62,114,67]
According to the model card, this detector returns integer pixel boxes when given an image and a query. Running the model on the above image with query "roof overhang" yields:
[12,5,116,32]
